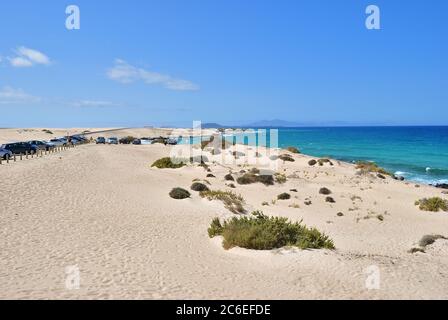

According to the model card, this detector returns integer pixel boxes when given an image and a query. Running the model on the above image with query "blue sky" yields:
[0,0,447,127]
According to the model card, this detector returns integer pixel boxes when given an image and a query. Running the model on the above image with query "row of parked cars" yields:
[0,135,89,160]
[95,136,178,145]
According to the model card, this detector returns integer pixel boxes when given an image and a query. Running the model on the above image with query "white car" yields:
[47,138,65,147]
[107,137,118,144]
[140,138,153,145]
[0,147,13,160]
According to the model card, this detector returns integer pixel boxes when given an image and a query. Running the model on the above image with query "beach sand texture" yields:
[1,128,448,299]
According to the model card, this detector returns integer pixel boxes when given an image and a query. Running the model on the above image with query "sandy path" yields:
[1,144,448,299]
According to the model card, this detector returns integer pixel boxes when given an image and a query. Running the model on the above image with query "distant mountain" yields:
[245,119,303,128]
[201,123,227,128]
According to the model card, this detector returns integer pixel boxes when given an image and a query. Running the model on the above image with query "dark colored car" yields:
[28,140,53,151]
[132,139,141,145]
[1,142,38,155]
[96,137,106,144]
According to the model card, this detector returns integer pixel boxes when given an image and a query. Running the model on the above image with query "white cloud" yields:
[8,47,51,68]
[72,100,118,108]
[9,57,33,67]
[106,59,199,91]
[0,86,41,104]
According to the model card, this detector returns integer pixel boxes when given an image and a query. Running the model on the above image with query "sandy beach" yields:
[1,128,448,300]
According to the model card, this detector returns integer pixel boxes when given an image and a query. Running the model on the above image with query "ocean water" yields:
[181,126,448,185]
[274,126,448,185]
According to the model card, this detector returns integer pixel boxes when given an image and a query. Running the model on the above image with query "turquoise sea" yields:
[182,126,448,185]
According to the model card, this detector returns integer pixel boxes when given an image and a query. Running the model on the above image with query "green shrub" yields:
[151,157,187,169]
[42,129,53,134]
[286,146,300,154]
[277,193,291,200]
[319,187,332,195]
[318,158,333,166]
[415,197,448,212]
[208,218,224,237]
[208,212,335,250]
[356,161,390,176]
[274,173,287,184]
[119,136,136,144]
[191,182,210,192]
[169,188,191,199]
[326,196,336,203]
[279,154,295,162]
[152,137,167,144]
[419,234,447,247]
[224,174,235,181]
[308,159,317,166]
[237,173,274,186]
[200,190,246,214]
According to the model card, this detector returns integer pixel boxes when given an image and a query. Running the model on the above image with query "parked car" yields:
[140,138,153,145]
[48,138,65,147]
[166,138,179,145]
[107,137,118,145]
[0,148,13,160]
[28,140,53,151]
[96,137,106,144]
[1,142,37,155]
[132,139,141,145]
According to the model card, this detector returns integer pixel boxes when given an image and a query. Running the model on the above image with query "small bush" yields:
[200,190,246,214]
[308,159,317,166]
[356,161,390,176]
[277,193,291,200]
[286,146,300,154]
[319,187,332,195]
[279,154,295,162]
[152,157,187,169]
[191,182,210,192]
[326,196,336,203]
[377,173,386,179]
[208,218,224,237]
[42,129,53,134]
[419,234,447,247]
[169,188,191,199]
[415,197,448,212]
[208,212,335,250]
[274,173,287,184]
[224,173,235,181]
[237,173,274,186]
[318,158,333,166]
[206,174,216,178]
[152,137,167,144]
[119,136,136,144]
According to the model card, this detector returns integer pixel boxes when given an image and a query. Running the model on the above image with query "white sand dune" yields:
[1,129,448,299]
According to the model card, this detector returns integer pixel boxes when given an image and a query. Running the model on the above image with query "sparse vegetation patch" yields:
[356,161,391,176]
[169,188,191,199]
[208,212,335,250]
[152,157,187,169]
[200,190,246,214]
[415,197,448,212]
